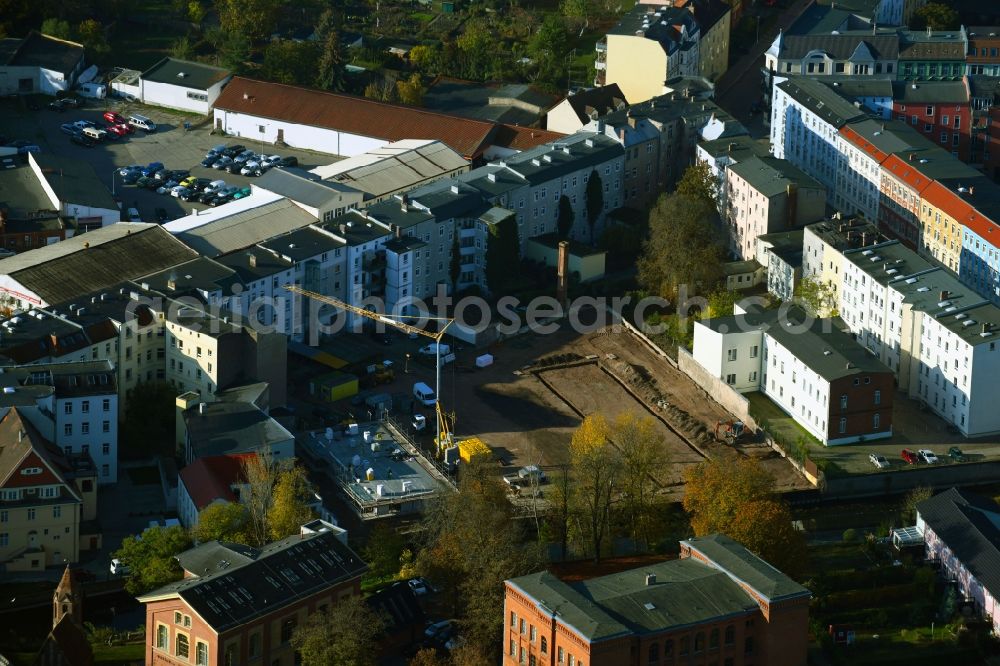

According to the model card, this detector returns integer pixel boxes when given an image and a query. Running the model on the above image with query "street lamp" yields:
[110,167,117,197]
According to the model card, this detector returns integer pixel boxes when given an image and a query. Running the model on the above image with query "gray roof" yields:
[917,488,1000,602]
[841,117,937,156]
[776,77,867,128]
[258,225,345,262]
[682,534,809,601]
[822,77,893,99]
[508,534,808,643]
[0,360,116,399]
[765,311,893,382]
[898,31,967,60]
[804,216,881,251]
[313,141,469,201]
[843,240,935,287]
[2,32,84,75]
[555,84,629,125]
[33,154,117,211]
[887,267,1000,347]
[728,155,825,197]
[892,80,969,104]
[458,165,527,199]
[141,57,230,91]
[184,401,293,459]
[139,256,242,298]
[422,79,557,125]
[698,135,772,162]
[500,132,623,186]
[255,168,360,209]
[320,213,393,246]
[778,34,899,60]
[173,199,318,257]
[0,163,59,218]
[139,527,366,632]
[608,4,700,55]
[176,541,258,577]
[0,224,197,306]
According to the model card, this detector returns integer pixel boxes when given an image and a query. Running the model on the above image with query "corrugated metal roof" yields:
[174,199,317,257]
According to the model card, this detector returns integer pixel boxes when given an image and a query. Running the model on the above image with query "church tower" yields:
[53,565,83,628]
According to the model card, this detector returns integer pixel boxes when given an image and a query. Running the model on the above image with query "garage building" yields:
[140,57,232,114]
[0,32,85,96]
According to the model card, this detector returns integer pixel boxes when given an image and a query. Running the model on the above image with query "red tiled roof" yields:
[214,77,500,160]
[179,453,254,510]
[839,125,890,164]
[493,124,566,151]
[881,154,934,192]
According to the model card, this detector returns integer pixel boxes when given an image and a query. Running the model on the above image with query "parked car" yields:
[224,161,243,174]
[169,169,190,180]
[105,124,127,138]
[200,155,220,168]
[122,171,141,185]
[232,186,252,199]
[126,207,141,222]
[417,343,452,356]
[135,176,156,189]
[0,158,14,170]
[71,120,95,130]
[70,132,95,147]
[948,446,966,462]
[222,143,246,157]
[189,177,213,192]
[278,156,298,167]
[109,558,131,576]
[407,577,432,596]
[233,150,256,164]
[869,453,889,469]
[181,188,203,202]
[247,164,271,177]
[152,168,171,182]
[424,620,455,642]
[119,165,142,177]
[206,144,227,156]
[212,156,233,170]
[917,449,939,464]
[204,179,227,193]
[171,185,189,198]
[901,448,918,464]
[141,162,165,177]
[47,98,68,111]
[115,122,134,134]
[263,154,282,166]
[518,465,547,483]
[103,111,127,125]
[155,180,179,194]
[198,190,220,204]
[240,161,260,175]
[60,123,77,135]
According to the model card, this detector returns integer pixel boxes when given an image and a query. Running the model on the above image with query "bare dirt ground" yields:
[448,323,812,497]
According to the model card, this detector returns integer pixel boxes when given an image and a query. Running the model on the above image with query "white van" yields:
[82,126,107,141]
[413,382,436,407]
[128,114,157,132]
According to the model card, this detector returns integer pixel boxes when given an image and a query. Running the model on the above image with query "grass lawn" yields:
[93,643,145,664]
[125,466,161,486]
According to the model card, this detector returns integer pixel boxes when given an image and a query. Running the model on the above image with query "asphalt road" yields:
[0,96,342,224]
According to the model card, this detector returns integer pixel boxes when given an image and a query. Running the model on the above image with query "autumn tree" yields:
[637,164,726,300]
[902,486,934,523]
[113,525,192,595]
[557,195,575,240]
[194,502,249,544]
[585,169,604,244]
[262,40,320,86]
[40,18,72,40]
[268,465,316,541]
[215,0,283,43]
[171,36,195,60]
[683,454,806,576]
[290,595,384,666]
[703,288,737,320]
[76,19,109,55]
[408,44,441,75]
[396,73,426,107]
[363,523,406,580]
[546,466,572,560]
[408,648,449,666]
[795,276,837,316]
[613,413,664,549]
[570,414,620,563]
[364,77,397,103]
[675,161,718,209]
[417,459,542,656]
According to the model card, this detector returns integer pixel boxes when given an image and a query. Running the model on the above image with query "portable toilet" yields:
[366,467,376,481]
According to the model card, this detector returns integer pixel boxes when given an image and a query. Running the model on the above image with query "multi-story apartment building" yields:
[0,361,118,483]
[802,215,884,314]
[693,305,895,445]
[0,408,98,571]
[969,76,1000,180]
[891,80,971,159]
[959,184,1000,303]
[897,29,968,82]
[771,77,866,195]
[138,520,366,666]
[599,3,702,103]
[725,155,826,260]
[504,534,810,666]
[967,28,1000,77]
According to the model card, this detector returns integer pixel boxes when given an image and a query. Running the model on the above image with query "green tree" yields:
[121,382,176,459]
[484,211,521,296]
[546,466,572,560]
[613,413,664,549]
[40,18,72,39]
[268,466,315,541]
[557,195,575,240]
[214,0,283,43]
[913,2,959,30]
[113,525,192,595]
[194,502,249,543]
[396,73,426,106]
[561,0,592,28]
[683,454,807,576]
[902,486,934,523]
[795,276,837,316]
[262,39,321,86]
[704,288,737,319]
[363,523,406,580]
[290,595,385,666]
[449,232,461,293]
[675,161,717,210]
[188,0,206,23]
[76,19,109,55]
[585,169,604,244]
[314,8,346,91]
[214,28,250,73]
[530,14,569,60]
[569,414,620,563]
[170,35,195,60]
[408,44,441,75]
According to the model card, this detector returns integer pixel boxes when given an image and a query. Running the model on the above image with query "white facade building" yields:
[140,58,231,114]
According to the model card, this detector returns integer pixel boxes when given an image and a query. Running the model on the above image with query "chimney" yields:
[846,362,854,370]
[983,322,992,334]
[861,231,869,245]
[556,240,570,310]
[627,115,638,129]
[248,253,258,268]
[645,572,656,586]
[970,186,975,195]
[728,142,736,153]
[199,402,206,415]
[167,279,177,291]
[339,223,347,235]
[49,333,58,350]
[909,153,916,161]
[395,225,402,239]
[940,290,949,301]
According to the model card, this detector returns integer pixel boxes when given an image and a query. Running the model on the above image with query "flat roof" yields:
[0,163,56,217]
[184,401,293,459]
[141,57,230,91]
[728,155,824,197]
[765,313,892,381]
[32,154,117,211]
[3,32,83,75]
[170,198,318,257]
[842,240,935,287]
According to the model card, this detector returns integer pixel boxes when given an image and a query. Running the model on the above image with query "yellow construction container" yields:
[458,437,491,464]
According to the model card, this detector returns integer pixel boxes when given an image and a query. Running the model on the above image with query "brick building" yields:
[138,520,365,666]
[504,534,810,666]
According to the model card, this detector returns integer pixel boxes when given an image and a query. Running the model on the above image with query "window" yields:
[727,348,737,362]
[102,421,110,433]
[750,345,758,358]
[280,617,297,643]
[510,640,516,656]
[648,643,660,663]
[710,628,719,649]
[510,611,516,627]
[223,643,237,666]
[520,618,525,634]
[680,636,690,655]
[558,647,565,663]
[840,395,848,410]
[156,624,168,650]
[874,413,881,429]
[839,418,847,434]
[103,399,110,412]
[0,511,6,523]
[64,403,72,415]
[541,637,548,653]
[0,533,6,547]
[81,423,89,435]
[176,633,189,659]
[874,389,881,405]
[186,91,208,102]
[196,641,208,665]
[64,424,72,436]
[53,506,61,518]
[724,625,735,645]
[81,401,89,414]
[726,374,736,385]
[530,625,537,642]
[745,637,754,655]
[695,632,705,653]
[926,106,934,116]
[27,508,35,521]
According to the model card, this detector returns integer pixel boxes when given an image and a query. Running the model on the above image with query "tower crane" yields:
[284,286,455,452]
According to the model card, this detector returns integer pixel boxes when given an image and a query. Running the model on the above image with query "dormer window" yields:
[20,467,42,476]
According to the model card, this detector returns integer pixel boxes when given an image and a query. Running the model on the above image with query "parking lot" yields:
[0,95,343,223]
